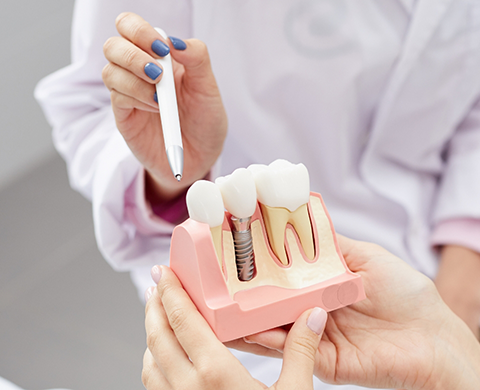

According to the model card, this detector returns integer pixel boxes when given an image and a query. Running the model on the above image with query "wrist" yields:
[426,306,480,390]
[145,169,191,204]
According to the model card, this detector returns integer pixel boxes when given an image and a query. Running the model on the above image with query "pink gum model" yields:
[169,192,365,342]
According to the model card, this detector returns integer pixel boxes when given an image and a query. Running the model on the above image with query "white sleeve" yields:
[34,0,193,273]
[432,94,480,225]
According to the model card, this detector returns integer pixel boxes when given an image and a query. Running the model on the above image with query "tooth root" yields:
[260,204,290,265]
[288,203,315,260]
[260,203,315,264]
[210,225,223,270]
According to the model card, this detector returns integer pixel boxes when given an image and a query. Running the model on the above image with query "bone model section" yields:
[215,168,257,281]
[186,180,225,267]
[248,160,314,265]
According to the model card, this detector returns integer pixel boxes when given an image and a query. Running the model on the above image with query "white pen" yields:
[154,28,184,182]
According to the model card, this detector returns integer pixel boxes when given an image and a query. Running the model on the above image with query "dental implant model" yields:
[169,159,365,342]
[215,169,257,281]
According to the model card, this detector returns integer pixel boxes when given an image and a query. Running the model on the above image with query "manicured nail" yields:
[169,36,187,50]
[144,62,162,80]
[306,307,327,335]
[144,286,155,303]
[243,337,255,344]
[151,39,170,57]
[153,91,158,103]
[151,265,162,284]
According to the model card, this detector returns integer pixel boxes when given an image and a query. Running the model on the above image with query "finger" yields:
[110,89,159,120]
[168,38,219,92]
[156,266,225,363]
[144,286,193,382]
[224,338,283,359]
[142,348,173,390]
[115,12,171,58]
[243,327,288,352]
[102,63,157,108]
[103,36,163,84]
[277,308,327,388]
[334,233,357,258]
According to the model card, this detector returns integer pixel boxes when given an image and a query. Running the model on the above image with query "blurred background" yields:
[0,1,146,389]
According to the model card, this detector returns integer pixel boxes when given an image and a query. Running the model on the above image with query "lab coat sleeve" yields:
[431,94,480,253]
[35,0,193,273]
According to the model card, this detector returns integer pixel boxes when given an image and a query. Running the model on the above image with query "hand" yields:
[142,266,326,390]
[435,245,480,339]
[102,12,227,202]
[228,236,480,390]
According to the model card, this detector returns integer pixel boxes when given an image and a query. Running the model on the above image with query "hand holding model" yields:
[229,235,480,389]
[143,236,480,390]
[102,12,227,203]
[143,266,326,390]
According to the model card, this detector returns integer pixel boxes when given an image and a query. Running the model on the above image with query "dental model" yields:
[248,160,314,265]
[170,159,365,342]
[215,169,257,281]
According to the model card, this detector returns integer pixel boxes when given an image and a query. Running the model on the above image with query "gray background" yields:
[0,1,146,389]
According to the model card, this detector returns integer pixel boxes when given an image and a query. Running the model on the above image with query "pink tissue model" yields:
[170,159,365,342]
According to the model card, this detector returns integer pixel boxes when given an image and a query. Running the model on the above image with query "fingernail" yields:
[153,91,158,103]
[169,36,187,50]
[151,39,170,57]
[307,307,327,335]
[144,286,155,303]
[151,265,162,284]
[144,62,162,80]
[243,337,255,344]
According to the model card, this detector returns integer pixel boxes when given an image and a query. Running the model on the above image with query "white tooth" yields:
[215,168,257,218]
[186,180,225,266]
[248,160,314,265]
[187,180,225,227]
[248,159,310,212]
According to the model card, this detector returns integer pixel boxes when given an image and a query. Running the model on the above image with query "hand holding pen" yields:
[102,12,227,204]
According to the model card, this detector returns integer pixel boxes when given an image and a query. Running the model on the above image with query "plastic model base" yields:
[169,192,365,342]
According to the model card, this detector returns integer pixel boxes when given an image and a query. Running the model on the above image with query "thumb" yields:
[168,37,214,81]
[277,308,327,389]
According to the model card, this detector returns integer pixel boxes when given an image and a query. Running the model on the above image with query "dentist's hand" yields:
[102,12,227,203]
[142,266,326,390]
[228,236,480,390]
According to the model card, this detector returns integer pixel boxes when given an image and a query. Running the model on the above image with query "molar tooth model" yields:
[174,159,365,342]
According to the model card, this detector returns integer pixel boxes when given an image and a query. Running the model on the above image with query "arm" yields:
[35,2,226,283]
[435,244,480,338]
[429,95,480,338]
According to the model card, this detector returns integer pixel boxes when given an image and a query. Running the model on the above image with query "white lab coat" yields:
[35,0,480,388]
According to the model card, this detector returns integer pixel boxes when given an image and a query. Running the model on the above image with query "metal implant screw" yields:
[230,216,255,281]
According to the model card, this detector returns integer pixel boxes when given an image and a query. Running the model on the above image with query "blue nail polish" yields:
[169,36,187,51]
[151,39,170,57]
[154,91,158,103]
[144,62,162,80]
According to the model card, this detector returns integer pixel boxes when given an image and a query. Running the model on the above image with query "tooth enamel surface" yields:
[248,160,313,264]
[187,180,225,227]
[215,168,257,218]
[186,180,225,265]
[248,159,309,212]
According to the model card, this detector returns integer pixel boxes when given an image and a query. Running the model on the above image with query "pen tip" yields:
[175,174,182,182]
